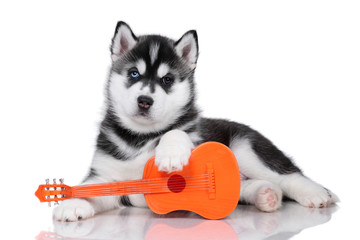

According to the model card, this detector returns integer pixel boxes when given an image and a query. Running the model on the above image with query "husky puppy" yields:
[53,22,338,221]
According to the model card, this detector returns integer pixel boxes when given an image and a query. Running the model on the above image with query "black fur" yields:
[198,118,302,174]
[96,131,129,160]
[100,109,161,149]
[120,195,133,207]
[111,35,195,95]
[96,102,199,161]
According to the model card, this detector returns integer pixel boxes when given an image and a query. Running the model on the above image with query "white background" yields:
[0,0,359,239]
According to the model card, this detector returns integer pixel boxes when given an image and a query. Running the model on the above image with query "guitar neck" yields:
[71,178,170,198]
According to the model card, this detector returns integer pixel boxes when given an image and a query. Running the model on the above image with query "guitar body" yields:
[143,142,241,220]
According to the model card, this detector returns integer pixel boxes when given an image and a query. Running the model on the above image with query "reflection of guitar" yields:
[145,220,238,240]
[36,231,83,240]
[35,142,241,219]
[36,220,237,240]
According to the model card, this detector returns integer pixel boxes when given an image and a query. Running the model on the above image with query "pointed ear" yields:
[111,21,138,61]
[175,30,199,68]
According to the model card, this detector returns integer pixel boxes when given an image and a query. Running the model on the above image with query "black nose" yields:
[137,95,154,110]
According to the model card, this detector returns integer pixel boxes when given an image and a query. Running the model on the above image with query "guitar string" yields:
[72,174,210,190]
[72,188,213,198]
[72,179,213,197]
[50,174,214,198]
[72,187,213,197]
[71,174,211,192]
[45,174,211,189]
[74,184,211,193]
[72,179,211,196]
[73,177,210,190]
[72,180,211,193]
[72,177,210,190]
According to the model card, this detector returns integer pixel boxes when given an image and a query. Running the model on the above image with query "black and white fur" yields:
[53,22,338,221]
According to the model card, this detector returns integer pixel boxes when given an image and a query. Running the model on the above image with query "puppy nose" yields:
[137,95,154,110]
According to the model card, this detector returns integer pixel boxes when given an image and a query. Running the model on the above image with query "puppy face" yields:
[107,22,198,133]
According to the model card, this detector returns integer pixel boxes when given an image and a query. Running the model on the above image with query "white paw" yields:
[53,199,95,222]
[255,186,282,212]
[155,130,194,173]
[294,186,339,208]
[155,143,192,173]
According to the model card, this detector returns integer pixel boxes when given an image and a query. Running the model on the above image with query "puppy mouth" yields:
[137,112,150,117]
[134,110,153,120]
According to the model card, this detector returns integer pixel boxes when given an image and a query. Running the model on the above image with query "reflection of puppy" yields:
[51,203,337,239]
[227,203,338,239]
[53,21,338,221]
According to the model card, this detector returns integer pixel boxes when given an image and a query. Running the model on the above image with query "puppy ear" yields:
[111,21,138,61]
[175,30,199,69]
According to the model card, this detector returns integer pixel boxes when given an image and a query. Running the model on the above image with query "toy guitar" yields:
[35,142,241,219]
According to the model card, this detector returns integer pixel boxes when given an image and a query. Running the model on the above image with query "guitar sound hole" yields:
[167,174,186,193]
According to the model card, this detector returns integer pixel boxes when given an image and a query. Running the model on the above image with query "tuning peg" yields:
[59,178,64,184]
[45,178,50,190]
[54,201,59,205]
[53,178,57,184]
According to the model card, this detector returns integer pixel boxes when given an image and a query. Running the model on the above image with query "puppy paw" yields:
[295,186,339,208]
[255,186,282,212]
[155,130,194,173]
[155,144,192,173]
[53,199,95,222]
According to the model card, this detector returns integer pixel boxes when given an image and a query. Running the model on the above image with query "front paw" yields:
[53,199,95,222]
[155,144,192,173]
[155,130,194,173]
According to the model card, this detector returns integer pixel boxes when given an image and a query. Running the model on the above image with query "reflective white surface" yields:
[33,202,338,240]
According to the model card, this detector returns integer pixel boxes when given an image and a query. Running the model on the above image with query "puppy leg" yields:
[155,129,194,173]
[230,137,339,209]
[240,179,283,212]
[279,173,339,208]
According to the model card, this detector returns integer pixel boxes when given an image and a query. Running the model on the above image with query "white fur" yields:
[149,43,160,65]
[136,59,146,75]
[155,130,195,172]
[157,63,169,78]
[279,173,339,208]
[109,71,192,133]
[53,198,95,221]
[91,141,156,182]
[54,139,157,221]
[102,129,138,159]
[230,138,338,210]
[230,138,280,181]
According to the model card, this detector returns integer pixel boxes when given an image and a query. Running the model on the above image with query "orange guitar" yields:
[35,142,241,219]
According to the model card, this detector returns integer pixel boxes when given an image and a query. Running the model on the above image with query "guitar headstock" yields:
[35,178,72,206]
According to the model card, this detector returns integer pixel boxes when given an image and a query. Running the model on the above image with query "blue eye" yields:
[130,71,140,79]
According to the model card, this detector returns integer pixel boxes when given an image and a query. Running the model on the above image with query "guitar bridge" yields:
[207,163,216,199]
